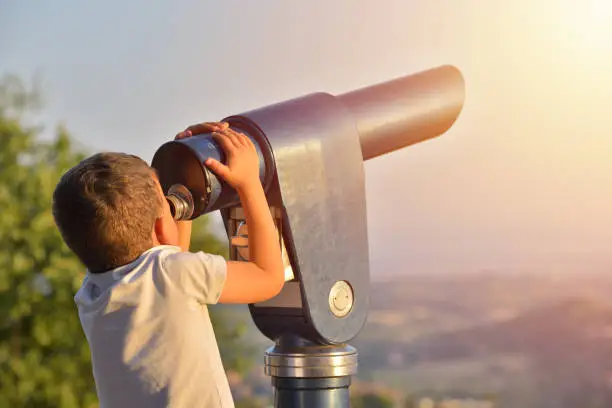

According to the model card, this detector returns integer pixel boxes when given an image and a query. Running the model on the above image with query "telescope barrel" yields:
[153,65,465,220]
[338,65,465,161]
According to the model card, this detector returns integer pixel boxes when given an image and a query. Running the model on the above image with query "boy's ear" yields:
[154,216,170,245]
[155,212,179,247]
[154,216,164,243]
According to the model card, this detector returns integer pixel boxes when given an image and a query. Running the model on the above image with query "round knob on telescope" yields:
[329,281,354,318]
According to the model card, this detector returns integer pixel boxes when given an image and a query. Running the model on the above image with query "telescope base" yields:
[272,376,351,408]
[264,338,358,408]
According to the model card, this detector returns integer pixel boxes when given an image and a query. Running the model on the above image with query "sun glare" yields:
[568,0,612,53]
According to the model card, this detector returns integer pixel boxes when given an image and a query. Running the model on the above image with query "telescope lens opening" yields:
[165,184,195,221]
[166,194,181,219]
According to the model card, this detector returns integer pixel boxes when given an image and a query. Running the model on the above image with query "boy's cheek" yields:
[169,219,180,247]
[173,225,180,246]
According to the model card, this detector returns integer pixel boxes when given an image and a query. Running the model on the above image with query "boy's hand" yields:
[175,121,229,140]
[205,128,260,191]
[172,121,228,252]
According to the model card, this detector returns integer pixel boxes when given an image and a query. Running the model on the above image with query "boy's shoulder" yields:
[74,246,179,305]
[157,247,228,304]
[75,245,228,310]
[156,246,227,274]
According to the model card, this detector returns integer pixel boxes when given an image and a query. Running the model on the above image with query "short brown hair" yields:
[52,152,162,273]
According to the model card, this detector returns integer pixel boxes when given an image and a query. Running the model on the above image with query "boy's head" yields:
[52,152,179,273]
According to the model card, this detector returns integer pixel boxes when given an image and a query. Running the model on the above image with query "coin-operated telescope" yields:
[152,65,465,407]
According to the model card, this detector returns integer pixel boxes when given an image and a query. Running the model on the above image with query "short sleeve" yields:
[161,250,228,304]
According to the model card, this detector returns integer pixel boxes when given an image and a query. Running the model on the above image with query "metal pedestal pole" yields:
[264,337,358,408]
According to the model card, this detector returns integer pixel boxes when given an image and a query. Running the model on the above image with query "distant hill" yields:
[219,272,612,407]
[407,297,612,361]
[350,273,612,407]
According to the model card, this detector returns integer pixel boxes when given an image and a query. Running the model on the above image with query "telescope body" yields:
[151,65,465,344]
[341,65,464,160]
[152,65,463,217]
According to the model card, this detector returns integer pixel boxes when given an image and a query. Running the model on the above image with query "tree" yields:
[351,392,395,408]
[403,394,418,408]
[234,397,267,408]
[0,75,95,407]
[0,75,254,407]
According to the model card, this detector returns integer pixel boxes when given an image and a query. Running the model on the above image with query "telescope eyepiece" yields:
[165,184,194,221]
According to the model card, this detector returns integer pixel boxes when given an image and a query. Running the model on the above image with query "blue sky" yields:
[3,0,612,278]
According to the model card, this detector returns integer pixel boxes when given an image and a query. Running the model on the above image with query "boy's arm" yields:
[220,182,284,303]
[203,127,285,304]
[176,220,192,252]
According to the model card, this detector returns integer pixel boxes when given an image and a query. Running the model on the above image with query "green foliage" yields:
[0,76,95,407]
[0,75,254,407]
[403,394,418,408]
[234,397,267,408]
[350,392,395,408]
[190,216,228,258]
[210,304,255,374]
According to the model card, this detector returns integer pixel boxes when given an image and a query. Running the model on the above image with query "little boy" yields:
[52,122,285,408]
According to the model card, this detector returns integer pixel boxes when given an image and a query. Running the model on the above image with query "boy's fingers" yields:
[240,133,253,147]
[231,129,250,146]
[211,132,236,154]
[175,130,192,140]
[229,128,252,147]
[220,128,243,148]
[184,121,228,136]
[205,158,230,179]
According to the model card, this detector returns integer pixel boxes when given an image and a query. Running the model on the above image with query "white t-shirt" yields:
[74,245,234,408]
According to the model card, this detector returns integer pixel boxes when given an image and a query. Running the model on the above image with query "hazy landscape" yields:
[218,270,612,407]
[5,2,612,407]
